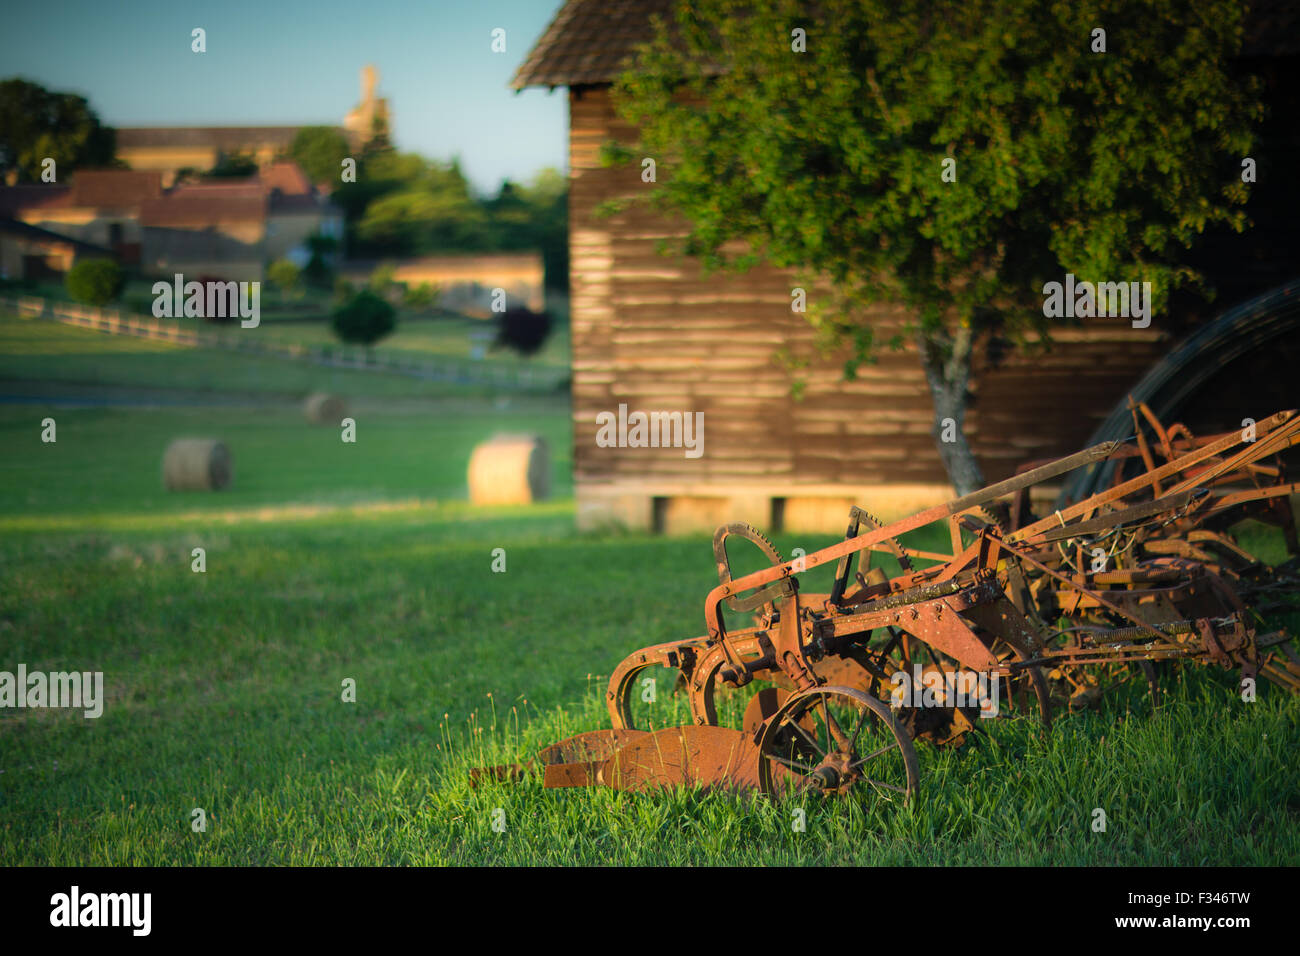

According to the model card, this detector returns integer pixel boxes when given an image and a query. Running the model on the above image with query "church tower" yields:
[344,65,392,149]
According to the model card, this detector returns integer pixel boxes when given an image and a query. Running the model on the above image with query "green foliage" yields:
[207,151,259,178]
[332,150,568,288]
[402,281,438,310]
[266,258,302,297]
[331,289,397,346]
[0,78,116,182]
[615,0,1261,351]
[302,233,339,290]
[367,263,398,297]
[287,126,352,185]
[64,258,123,306]
[609,0,1263,491]
[493,305,552,356]
[332,275,355,306]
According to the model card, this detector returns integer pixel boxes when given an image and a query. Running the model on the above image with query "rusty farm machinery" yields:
[472,404,1300,800]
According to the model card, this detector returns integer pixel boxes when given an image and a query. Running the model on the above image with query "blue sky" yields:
[1,0,570,195]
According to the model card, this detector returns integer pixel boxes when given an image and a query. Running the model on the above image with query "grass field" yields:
[3,278,571,373]
[1,312,1298,866]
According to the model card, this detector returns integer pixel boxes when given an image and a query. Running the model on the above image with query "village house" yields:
[0,162,341,283]
[512,0,1300,534]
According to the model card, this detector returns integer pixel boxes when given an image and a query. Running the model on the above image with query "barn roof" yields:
[512,0,1299,89]
[511,0,676,89]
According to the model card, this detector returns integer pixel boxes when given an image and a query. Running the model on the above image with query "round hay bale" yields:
[303,392,348,425]
[467,434,549,505]
[162,439,232,491]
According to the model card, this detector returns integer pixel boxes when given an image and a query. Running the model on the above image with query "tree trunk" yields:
[918,325,984,496]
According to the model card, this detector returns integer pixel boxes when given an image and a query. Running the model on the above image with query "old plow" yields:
[472,403,1300,799]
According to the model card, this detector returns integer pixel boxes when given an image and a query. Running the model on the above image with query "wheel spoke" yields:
[845,706,870,753]
[786,714,826,757]
[863,778,908,795]
[849,739,899,768]
[767,751,821,774]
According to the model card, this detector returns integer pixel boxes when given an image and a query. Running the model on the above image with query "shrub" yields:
[64,258,123,306]
[332,276,355,305]
[331,290,396,346]
[266,259,302,298]
[493,305,551,356]
[402,281,437,311]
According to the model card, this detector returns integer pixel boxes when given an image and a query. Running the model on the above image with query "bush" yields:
[65,258,123,306]
[266,259,302,298]
[303,233,338,290]
[493,305,551,356]
[367,264,396,296]
[303,252,334,290]
[402,281,438,311]
[331,290,396,346]
[332,276,355,306]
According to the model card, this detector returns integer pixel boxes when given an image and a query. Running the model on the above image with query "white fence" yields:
[0,295,567,392]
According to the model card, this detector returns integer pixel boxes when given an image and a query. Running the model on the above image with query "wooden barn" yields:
[513,0,1300,534]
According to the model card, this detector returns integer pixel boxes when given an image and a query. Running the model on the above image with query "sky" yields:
[0,0,570,195]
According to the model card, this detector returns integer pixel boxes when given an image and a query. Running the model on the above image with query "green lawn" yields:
[2,495,1297,865]
[0,310,505,399]
[6,279,571,373]
[0,323,1297,866]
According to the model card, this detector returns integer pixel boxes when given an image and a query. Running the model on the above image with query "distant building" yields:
[8,170,164,264]
[0,218,113,280]
[0,162,341,282]
[343,65,392,148]
[115,67,391,187]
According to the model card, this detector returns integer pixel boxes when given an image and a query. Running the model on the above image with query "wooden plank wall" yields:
[569,85,1169,524]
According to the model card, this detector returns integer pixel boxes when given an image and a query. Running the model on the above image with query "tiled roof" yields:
[511,0,677,89]
[0,184,70,217]
[168,181,266,201]
[258,161,313,196]
[68,170,163,208]
[512,0,1298,89]
[139,196,267,228]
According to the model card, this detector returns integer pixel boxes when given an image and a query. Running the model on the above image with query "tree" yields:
[493,305,551,356]
[403,281,438,310]
[487,169,569,291]
[65,258,123,306]
[302,233,338,290]
[287,126,352,185]
[608,0,1262,493]
[266,258,302,298]
[207,151,258,178]
[0,78,116,182]
[332,290,396,346]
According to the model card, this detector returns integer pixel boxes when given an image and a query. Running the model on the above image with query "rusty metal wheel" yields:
[758,685,920,801]
[861,625,1051,746]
